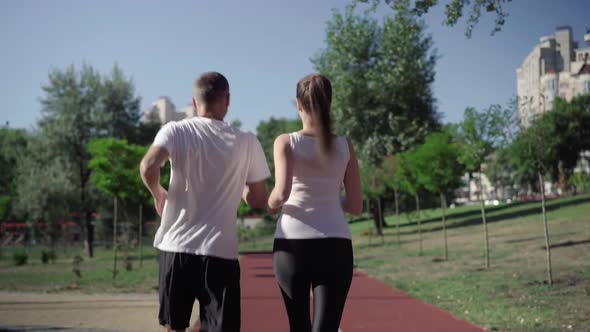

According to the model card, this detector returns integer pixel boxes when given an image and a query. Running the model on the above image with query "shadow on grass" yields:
[543,239,590,250]
[392,195,590,237]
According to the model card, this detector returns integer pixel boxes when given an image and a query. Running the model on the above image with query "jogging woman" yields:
[268,73,363,332]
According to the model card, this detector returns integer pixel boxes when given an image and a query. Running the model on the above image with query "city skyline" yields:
[1,0,589,132]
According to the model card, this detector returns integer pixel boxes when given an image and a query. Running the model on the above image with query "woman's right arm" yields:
[342,138,362,215]
[267,134,293,212]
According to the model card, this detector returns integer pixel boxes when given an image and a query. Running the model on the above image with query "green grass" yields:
[353,194,590,332]
[0,245,161,293]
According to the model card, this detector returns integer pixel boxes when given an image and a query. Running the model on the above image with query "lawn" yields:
[0,244,161,293]
[352,194,590,332]
[1,194,589,331]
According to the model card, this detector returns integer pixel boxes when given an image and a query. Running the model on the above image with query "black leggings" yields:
[273,238,353,332]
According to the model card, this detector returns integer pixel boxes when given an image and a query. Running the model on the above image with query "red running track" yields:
[238,252,484,332]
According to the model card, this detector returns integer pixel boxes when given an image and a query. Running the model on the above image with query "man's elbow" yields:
[248,191,269,209]
[139,159,148,177]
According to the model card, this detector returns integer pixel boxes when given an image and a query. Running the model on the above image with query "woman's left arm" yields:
[268,134,293,211]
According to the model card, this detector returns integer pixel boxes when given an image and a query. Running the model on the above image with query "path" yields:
[0,253,484,331]
[240,252,484,332]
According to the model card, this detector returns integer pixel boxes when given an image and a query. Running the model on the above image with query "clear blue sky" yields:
[1,0,589,133]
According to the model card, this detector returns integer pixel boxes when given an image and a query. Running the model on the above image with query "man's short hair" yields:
[193,72,230,106]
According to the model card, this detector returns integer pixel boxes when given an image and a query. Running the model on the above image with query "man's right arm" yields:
[140,145,169,216]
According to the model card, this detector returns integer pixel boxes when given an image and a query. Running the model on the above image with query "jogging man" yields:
[140,72,270,332]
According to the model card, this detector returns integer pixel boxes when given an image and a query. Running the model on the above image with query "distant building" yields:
[140,96,195,125]
[516,27,590,128]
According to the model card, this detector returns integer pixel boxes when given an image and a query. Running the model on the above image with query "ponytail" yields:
[297,74,333,153]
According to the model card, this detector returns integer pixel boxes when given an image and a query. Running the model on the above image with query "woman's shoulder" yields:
[273,133,292,148]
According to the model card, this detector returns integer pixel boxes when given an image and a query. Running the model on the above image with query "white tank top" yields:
[274,132,352,240]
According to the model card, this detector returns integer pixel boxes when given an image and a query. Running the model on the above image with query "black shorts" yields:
[158,251,240,331]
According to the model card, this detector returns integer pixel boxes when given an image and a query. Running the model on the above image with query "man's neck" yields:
[200,112,224,121]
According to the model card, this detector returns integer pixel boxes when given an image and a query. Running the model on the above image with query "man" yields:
[140,72,270,332]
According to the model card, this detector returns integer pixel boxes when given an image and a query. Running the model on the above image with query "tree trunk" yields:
[112,196,118,280]
[80,163,94,258]
[415,194,422,255]
[377,197,385,244]
[138,203,143,268]
[539,172,553,285]
[378,197,386,228]
[440,192,448,261]
[394,188,401,246]
[372,198,383,237]
[478,169,490,269]
[85,211,94,258]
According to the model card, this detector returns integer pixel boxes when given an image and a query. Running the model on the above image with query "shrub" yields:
[40,250,56,264]
[13,251,28,266]
[72,255,83,278]
[47,250,57,263]
[41,251,49,264]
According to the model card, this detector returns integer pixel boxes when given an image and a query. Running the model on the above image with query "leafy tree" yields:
[483,148,513,199]
[39,64,103,257]
[456,103,512,268]
[231,119,243,129]
[413,131,463,260]
[14,135,75,245]
[38,64,143,257]
[256,117,302,177]
[0,126,30,220]
[314,3,439,234]
[100,64,141,140]
[508,117,556,285]
[88,138,148,277]
[545,95,590,192]
[314,3,439,165]
[569,160,590,194]
[359,163,387,236]
[358,0,513,37]
[396,149,425,254]
[381,155,403,244]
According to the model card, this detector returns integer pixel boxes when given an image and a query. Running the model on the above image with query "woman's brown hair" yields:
[296,74,333,153]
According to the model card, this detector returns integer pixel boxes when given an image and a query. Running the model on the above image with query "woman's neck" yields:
[300,120,319,136]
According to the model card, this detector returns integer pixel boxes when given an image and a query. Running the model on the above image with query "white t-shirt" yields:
[152,117,270,259]
[274,132,352,240]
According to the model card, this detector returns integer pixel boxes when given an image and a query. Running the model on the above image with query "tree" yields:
[14,135,75,245]
[231,119,243,129]
[38,64,143,257]
[314,3,439,233]
[314,3,439,165]
[569,160,590,194]
[456,104,512,268]
[256,117,302,177]
[357,0,513,37]
[545,95,590,192]
[413,131,464,260]
[508,117,557,285]
[381,155,403,245]
[88,138,147,277]
[39,64,103,257]
[100,64,141,140]
[359,163,387,237]
[396,150,425,254]
[0,126,30,220]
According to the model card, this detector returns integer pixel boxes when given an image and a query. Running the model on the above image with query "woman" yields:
[268,73,363,332]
